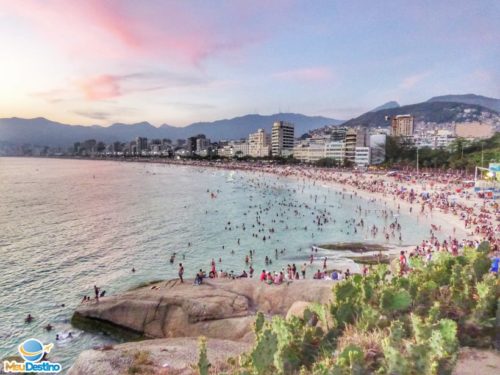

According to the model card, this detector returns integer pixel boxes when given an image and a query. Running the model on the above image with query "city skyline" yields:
[0,0,499,127]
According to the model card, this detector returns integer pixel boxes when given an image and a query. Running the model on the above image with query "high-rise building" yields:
[271,121,295,157]
[135,137,148,154]
[391,115,414,137]
[187,136,197,155]
[344,128,358,162]
[196,137,210,153]
[330,126,348,141]
[248,129,270,158]
[186,134,208,155]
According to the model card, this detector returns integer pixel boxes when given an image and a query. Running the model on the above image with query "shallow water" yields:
[0,158,438,370]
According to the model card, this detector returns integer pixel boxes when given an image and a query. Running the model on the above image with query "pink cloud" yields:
[0,0,271,65]
[273,67,334,82]
[78,75,121,100]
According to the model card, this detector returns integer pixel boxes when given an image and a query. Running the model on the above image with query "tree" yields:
[385,136,403,163]
[316,158,338,168]
[343,158,354,168]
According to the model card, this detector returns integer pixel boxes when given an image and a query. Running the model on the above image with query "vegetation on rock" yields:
[212,244,498,374]
[197,337,211,375]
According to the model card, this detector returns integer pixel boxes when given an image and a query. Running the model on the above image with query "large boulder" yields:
[67,337,252,375]
[73,279,334,341]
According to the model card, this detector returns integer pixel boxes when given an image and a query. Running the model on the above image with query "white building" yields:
[354,147,370,167]
[248,129,270,158]
[324,141,346,163]
[218,141,249,158]
[232,141,249,157]
[293,141,325,163]
[413,129,456,150]
[292,143,309,162]
[435,134,456,149]
[271,121,295,157]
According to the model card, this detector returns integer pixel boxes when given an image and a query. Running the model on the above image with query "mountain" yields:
[166,113,342,140]
[0,113,342,147]
[341,101,500,128]
[427,94,500,112]
[369,101,400,112]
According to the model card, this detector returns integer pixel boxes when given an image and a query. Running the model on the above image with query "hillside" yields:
[428,94,500,112]
[341,101,500,128]
[369,101,400,112]
[0,113,342,147]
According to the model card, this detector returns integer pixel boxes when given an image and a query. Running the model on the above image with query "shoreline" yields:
[8,156,488,279]
[9,155,474,237]
[6,156,484,263]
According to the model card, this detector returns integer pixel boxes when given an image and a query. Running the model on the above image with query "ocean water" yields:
[0,158,436,370]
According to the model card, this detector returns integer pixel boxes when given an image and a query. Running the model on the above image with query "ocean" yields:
[0,157,436,370]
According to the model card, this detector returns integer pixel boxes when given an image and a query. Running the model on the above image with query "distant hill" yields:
[164,113,342,141]
[0,113,342,147]
[341,101,500,128]
[369,101,400,112]
[427,94,500,112]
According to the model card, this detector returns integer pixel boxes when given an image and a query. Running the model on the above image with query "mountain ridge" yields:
[0,113,343,147]
[369,101,400,112]
[427,94,500,112]
[341,101,500,128]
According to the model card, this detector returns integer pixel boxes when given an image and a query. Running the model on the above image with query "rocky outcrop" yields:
[67,337,252,375]
[73,279,334,342]
[452,348,500,375]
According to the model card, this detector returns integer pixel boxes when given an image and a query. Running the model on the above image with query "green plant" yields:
[380,288,412,314]
[197,337,211,375]
[232,250,498,374]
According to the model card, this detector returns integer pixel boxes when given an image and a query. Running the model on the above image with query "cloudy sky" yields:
[0,0,499,126]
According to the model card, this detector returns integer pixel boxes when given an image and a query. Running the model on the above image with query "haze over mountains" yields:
[1,94,499,147]
[0,113,342,147]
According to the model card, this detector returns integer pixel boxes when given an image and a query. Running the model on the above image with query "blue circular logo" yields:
[18,339,45,362]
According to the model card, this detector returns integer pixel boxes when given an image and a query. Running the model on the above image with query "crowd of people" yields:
[192,162,498,282]
[85,161,498,296]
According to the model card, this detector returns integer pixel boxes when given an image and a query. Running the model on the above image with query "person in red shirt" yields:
[259,270,266,281]
[399,251,407,276]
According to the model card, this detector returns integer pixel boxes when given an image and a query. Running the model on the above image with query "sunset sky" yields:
[0,0,499,126]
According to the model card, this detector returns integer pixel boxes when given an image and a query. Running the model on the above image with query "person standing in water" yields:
[178,263,184,283]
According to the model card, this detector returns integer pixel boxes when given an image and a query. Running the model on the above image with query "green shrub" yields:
[197,337,211,375]
[232,250,498,374]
